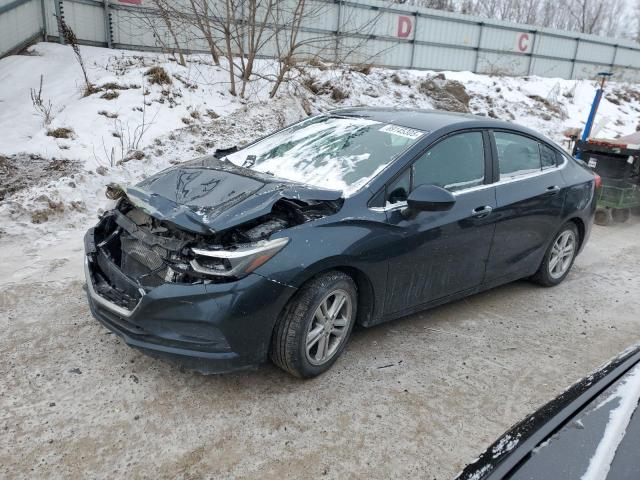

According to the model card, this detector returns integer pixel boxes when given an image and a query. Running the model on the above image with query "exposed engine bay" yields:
[91,195,341,290]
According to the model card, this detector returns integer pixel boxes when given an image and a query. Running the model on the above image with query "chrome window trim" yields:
[370,158,567,213]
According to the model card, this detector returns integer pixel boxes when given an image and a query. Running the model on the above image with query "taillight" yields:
[594,173,602,189]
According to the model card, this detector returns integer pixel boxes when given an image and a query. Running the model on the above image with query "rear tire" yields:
[531,222,579,287]
[270,271,357,378]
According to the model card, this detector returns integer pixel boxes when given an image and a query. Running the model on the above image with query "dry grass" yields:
[83,84,100,97]
[391,73,410,86]
[100,91,120,100]
[331,85,349,101]
[527,94,565,118]
[302,77,320,94]
[351,63,373,75]
[46,127,74,139]
[99,82,130,91]
[145,66,172,85]
[308,58,328,71]
[98,110,118,119]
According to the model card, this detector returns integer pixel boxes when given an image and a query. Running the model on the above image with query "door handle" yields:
[472,205,493,218]
[544,185,561,196]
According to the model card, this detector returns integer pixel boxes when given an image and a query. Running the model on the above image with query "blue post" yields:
[576,72,612,159]
[581,88,603,142]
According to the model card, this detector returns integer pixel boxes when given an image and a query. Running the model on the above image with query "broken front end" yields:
[84,194,339,373]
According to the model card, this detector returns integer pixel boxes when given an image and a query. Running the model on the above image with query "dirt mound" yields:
[418,74,470,113]
[0,154,80,202]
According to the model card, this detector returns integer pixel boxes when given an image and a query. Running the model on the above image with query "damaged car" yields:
[85,108,598,378]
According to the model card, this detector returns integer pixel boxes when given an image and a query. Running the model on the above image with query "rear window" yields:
[540,143,558,169]
[494,131,541,178]
[225,116,425,195]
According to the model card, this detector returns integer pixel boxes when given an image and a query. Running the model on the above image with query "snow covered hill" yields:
[0,42,638,285]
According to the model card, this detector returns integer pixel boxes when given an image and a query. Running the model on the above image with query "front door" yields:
[382,130,497,315]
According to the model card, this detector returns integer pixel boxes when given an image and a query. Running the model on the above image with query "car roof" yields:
[329,107,541,138]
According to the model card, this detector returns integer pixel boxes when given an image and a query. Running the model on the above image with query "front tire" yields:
[270,271,357,378]
[531,222,579,287]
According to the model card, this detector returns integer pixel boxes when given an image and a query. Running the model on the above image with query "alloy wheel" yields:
[305,289,353,365]
[548,230,576,279]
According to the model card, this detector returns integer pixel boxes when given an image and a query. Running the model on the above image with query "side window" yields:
[494,131,542,178]
[411,131,485,192]
[540,144,558,169]
[386,168,410,205]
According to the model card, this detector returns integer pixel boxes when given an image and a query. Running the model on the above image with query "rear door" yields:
[484,130,567,283]
[381,130,498,315]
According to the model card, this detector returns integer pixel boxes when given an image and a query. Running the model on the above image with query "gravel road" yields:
[2,219,639,479]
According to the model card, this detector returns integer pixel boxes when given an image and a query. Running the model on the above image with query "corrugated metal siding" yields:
[0,0,43,57]
[616,47,640,69]
[534,34,576,60]
[414,44,475,71]
[576,41,614,64]
[477,51,528,76]
[43,0,58,40]
[3,0,640,81]
[530,57,573,79]
[417,16,480,49]
[62,1,105,44]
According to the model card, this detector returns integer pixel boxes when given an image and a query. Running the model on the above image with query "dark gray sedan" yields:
[84,109,598,377]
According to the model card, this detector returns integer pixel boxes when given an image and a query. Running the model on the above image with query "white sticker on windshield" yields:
[379,124,424,140]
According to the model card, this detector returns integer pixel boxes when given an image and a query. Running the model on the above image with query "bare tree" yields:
[269,0,307,97]
[186,0,221,65]
[152,0,187,66]
[233,0,277,97]
[128,0,189,66]
[267,0,383,97]
[456,0,629,39]
[121,0,382,98]
[567,0,604,34]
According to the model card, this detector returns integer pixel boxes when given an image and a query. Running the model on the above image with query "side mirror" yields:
[405,184,456,213]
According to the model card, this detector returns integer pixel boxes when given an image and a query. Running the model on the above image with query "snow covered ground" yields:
[0,42,639,285]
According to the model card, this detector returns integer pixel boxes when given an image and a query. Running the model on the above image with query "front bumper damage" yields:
[84,222,297,374]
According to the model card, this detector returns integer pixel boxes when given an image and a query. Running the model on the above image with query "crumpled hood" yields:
[124,156,342,234]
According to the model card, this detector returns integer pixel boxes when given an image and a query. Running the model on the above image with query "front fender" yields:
[253,219,391,321]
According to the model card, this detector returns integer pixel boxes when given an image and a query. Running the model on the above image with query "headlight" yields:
[190,237,289,278]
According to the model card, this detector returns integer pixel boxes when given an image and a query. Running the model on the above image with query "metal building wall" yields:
[0,0,44,57]
[3,0,640,82]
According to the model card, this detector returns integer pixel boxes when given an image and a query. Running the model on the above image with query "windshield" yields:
[225,115,425,195]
